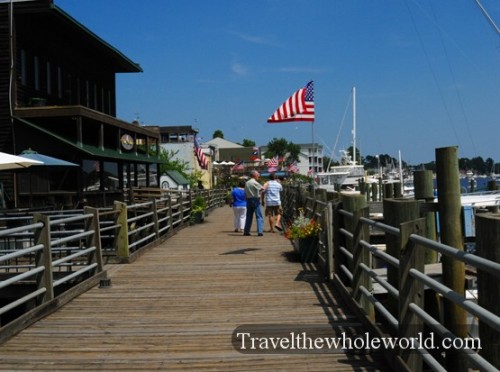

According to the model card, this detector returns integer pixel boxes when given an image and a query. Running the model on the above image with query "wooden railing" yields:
[0,188,227,342]
[282,185,500,371]
[0,208,106,343]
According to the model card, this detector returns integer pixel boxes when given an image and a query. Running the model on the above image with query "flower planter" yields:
[192,210,205,224]
[298,237,319,263]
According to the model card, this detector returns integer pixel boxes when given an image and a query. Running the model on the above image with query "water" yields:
[431,177,499,193]
[459,177,499,193]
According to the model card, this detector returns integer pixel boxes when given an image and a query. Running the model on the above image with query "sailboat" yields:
[316,87,365,191]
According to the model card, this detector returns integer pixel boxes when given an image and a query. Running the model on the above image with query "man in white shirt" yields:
[261,173,283,233]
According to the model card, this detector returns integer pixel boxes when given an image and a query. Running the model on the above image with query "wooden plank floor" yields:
[0,206,389,371]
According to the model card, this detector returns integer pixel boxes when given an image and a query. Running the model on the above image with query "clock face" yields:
[121,134,134,150]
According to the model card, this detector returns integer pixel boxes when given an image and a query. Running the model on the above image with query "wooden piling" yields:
[475,213,500,369]
[413,170,438,264]
[487,180,497,191]
[435,146,467,372]
[394,182,402,198]
[383,183,394,199]
[371,182,378,202]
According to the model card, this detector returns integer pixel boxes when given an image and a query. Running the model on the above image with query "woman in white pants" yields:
[230,180,247,232]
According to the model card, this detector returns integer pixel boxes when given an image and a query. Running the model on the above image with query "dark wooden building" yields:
[0,0,160,209]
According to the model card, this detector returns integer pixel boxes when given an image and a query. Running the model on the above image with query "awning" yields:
[16,117,161,164]
[0,151,43,170]
[19,149,79,167]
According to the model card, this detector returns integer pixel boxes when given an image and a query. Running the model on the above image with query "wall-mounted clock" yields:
[121,134,134,150]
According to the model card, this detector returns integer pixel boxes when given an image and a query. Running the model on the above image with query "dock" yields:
[0,205,388,371]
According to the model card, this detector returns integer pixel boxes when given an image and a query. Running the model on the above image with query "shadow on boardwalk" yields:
[0,206,390,371]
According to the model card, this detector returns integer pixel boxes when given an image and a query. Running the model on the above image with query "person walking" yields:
[230,180,246,232]
[243,170,264,236]
[261,172,283,233]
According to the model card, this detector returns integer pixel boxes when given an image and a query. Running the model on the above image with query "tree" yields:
[265,137,300,163]
[241,138,255,147]
[212,130,224,139]
[322,155,336,171]
[158,147,189,176]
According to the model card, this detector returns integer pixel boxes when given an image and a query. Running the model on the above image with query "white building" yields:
[259,143,323,176]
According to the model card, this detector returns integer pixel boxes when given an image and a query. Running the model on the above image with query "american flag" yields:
[267,81,314,123]
[194,135,208,170]
[231,161,245,171]
[250,146,260,162]
[287,161,299,173]
[265,155,279,167]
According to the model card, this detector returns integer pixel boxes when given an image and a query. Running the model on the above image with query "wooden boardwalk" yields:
[0,206,389,371]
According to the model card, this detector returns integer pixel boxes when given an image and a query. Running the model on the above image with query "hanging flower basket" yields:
[286,209,321,263]
[297,236,319,263]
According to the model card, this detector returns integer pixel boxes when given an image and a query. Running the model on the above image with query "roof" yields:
[16,117,159,164]
[10,0,142,73]
[203,137,243,149]
[164,170,189,185]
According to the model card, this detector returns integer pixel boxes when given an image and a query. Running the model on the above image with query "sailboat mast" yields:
[352,86,356,164]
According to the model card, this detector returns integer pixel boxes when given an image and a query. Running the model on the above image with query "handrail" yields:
[282,184,500,372]
[0,187,228,343]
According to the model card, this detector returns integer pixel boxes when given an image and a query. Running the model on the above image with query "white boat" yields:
[317,87,365,190]
[459,190,500,208]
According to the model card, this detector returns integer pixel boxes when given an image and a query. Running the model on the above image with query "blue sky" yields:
[56,0,499,165]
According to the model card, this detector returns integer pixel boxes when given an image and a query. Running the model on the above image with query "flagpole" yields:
[311,119,315,197]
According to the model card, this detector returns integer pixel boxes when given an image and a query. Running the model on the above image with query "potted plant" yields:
[285,208,321,263]
[191,195,207,223]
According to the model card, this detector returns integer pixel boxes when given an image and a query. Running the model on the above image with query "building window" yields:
[93,83,98,109]
[85,80,90,107]
[82,159,101,191]
[46,61,52,95]
[101,87,105,112]
[103,162,119,191]
[34,55,40,91]
[57,66,62,98]
[20,49,27,85]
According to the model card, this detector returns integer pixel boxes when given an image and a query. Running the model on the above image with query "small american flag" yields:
[265,155,279,167]
[194,135,208,170]
[267,81,315,123]
[231,161,245,171]
[287,161,299,173]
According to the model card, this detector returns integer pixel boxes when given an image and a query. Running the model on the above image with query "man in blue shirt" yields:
[243,170,264,236]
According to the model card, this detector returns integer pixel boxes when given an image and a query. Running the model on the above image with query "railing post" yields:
[150,198,160,240]
[167,192,173,232]
[383,198,420,317]
[325,202,334,280]
[84,206,104,273]
[398,217,426,372]
[475,213,500,369]
[352,206,374,321]
[33,213,54,303]
[333,202,344,280]
[179,191,184,225]
[114,201,129,259]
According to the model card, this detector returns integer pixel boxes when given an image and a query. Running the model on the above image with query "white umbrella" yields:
[0,151,43,170]
[219,161,228,165]
[226,161,235,165]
